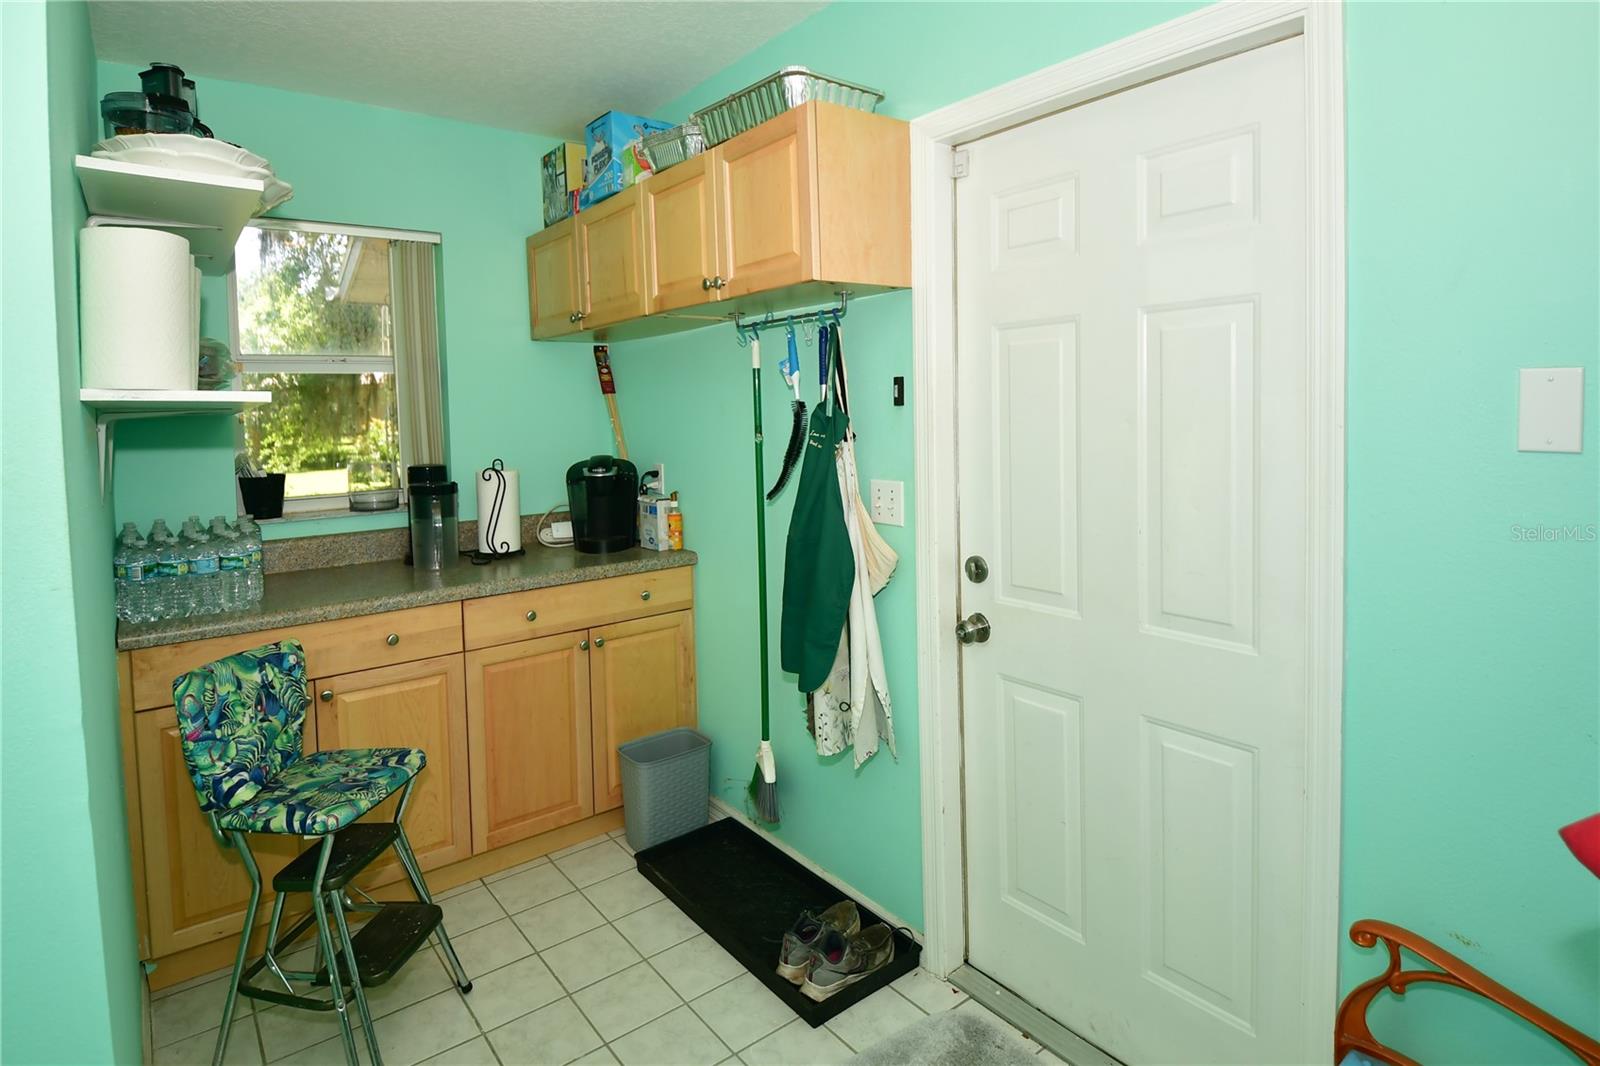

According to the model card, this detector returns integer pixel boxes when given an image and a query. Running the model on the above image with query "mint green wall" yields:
[100,62,619,537]
[605,1,1599,1061]
[1,3,142,1062]
[1341,3,1598,1061]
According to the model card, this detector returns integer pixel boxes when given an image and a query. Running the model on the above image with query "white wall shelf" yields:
[81,388,271,493]
[75,155,264,273]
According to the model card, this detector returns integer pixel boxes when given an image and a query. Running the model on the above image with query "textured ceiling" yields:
[89,1,826,136]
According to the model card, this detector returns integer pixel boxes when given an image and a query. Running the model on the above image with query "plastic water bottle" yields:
[211,516,246,612]
[182,517,221,615]
[114,524,148,622]
[237,516,264,604]
[147,520,186,618]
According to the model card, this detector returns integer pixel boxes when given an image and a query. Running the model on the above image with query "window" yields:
[232,221,442,513]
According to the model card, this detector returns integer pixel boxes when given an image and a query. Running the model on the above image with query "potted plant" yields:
[236,452,285,520]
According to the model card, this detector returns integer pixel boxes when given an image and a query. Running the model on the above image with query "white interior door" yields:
[956,37,1309,1065]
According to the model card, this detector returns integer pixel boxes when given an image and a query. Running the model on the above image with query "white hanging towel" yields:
[835,427,894,767]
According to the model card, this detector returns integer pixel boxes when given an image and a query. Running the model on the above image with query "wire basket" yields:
[692,66,885,147]
[638,122,706,174]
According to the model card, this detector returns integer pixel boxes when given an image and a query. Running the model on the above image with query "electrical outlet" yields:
[869,479,904,526]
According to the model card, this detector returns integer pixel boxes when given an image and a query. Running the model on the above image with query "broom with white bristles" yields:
[746,336,780,824]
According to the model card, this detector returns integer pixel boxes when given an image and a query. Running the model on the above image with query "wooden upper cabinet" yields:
[590,610,697,812]
[526,219,583,339]
[314,654,472,882]
[712,106,817,299]
[577,184,648,330]
[465,634,594,852]
[644,152,722,314]
[134,707,314,957]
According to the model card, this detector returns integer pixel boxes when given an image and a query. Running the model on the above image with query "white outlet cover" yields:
[869,479,904,526]
[1518,367,1584,453]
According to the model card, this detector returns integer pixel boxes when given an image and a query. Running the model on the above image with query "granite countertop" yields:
[116,545,698,651]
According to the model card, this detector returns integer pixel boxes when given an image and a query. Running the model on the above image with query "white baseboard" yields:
[708,796,923,942]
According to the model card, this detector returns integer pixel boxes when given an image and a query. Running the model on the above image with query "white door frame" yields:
[910,2,1346,1060]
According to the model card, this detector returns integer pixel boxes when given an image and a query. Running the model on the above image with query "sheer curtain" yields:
[390,240,444,465]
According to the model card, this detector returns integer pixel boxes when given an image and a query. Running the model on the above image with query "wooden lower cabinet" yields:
[466,634,594,852]
[590,610,697,812]
[134,708,314,958]
[315,654,472,883]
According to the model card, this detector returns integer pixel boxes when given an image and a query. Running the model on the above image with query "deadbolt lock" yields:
[964,555,989,583]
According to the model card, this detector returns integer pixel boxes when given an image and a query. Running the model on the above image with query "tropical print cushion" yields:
[214,747,426,835]
[173,640,310,813]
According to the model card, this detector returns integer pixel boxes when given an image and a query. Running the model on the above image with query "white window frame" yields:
[229,218,439,516]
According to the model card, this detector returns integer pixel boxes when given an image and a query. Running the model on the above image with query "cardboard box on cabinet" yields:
[580,111,673,208]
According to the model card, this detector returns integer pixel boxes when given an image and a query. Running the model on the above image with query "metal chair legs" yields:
[391,783,471,993]
[212,829,260,1066]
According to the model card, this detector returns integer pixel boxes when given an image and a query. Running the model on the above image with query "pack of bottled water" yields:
[114,514,265,622]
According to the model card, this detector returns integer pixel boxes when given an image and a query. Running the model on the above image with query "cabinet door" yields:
[577,185,648,329]
[465,634,594,852]
[590,610,697,812]
[135,708,314,958]
[713,107,817,298]
[645,153,722,314]
[527,221,584,339]
[314,654,471,882]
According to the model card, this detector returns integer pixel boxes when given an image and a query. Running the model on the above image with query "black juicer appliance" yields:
[566,455,637,553]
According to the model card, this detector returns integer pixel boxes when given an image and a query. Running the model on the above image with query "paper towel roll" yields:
[79,226,199,391]
[476,463,522,554]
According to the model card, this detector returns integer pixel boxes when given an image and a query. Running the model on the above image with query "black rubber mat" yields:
[635,817,920,1027]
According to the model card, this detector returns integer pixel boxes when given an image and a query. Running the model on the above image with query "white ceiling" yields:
[89,1,827,137]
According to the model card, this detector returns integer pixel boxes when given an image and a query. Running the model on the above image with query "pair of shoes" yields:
[801,923,895,1002]
[778,901,859,983]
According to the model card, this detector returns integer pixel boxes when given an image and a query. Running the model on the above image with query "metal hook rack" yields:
[731,290,850,347]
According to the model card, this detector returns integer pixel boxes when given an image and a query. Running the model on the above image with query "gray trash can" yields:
[618,727,712,852]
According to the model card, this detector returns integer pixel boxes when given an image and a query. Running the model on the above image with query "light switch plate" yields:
[869,479,904,526]
[1518,367,1584,453]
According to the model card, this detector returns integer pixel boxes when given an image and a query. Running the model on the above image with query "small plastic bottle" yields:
[666,493,684,550]
[147,519,185,618]
[237,516,264,604]
[181,517,220,615]
[114,524,147,622]
[211,516,246,612]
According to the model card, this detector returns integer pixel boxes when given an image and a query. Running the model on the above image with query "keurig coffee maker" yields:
[565,454,637,553]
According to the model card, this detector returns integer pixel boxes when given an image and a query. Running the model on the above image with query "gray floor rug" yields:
[850,1008,1047,1065]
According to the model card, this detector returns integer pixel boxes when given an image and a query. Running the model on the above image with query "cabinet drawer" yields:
[463,568,693,651]
[130,602,464,710]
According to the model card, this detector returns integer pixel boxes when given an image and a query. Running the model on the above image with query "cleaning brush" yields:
[766,323,805,501]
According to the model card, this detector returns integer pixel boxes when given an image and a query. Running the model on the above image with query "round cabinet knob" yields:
[712,276,727,290]
[525,610,538,622]
[574,311,588,322]
[701,277,713,291]
[386,633,400,646]
[640,590,651,601]
[593,636,606,649]
[579,639,589,651]
[320,689,334,703]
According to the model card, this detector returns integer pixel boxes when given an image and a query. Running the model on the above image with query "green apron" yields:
[780,401,854,693]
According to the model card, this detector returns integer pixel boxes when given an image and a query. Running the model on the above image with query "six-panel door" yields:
[645,152,722,314]
[526,221,584,339]
[314,653,473,883]
[712,106,817,298]
[576,185,649,329]
[589,610,698,812]
[134,707,314,957]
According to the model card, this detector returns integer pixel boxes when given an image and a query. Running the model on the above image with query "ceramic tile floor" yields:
[150,827,1069,1066]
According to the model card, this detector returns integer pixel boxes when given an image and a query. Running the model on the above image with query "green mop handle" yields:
[750,337,771,738]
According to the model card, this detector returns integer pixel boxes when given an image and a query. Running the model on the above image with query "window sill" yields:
[252,506,408,541]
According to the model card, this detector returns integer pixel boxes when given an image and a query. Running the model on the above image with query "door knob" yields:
[320,689,334,703]
[955,613,992,645]
[964,555,989,583]
[593,636,606,648]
